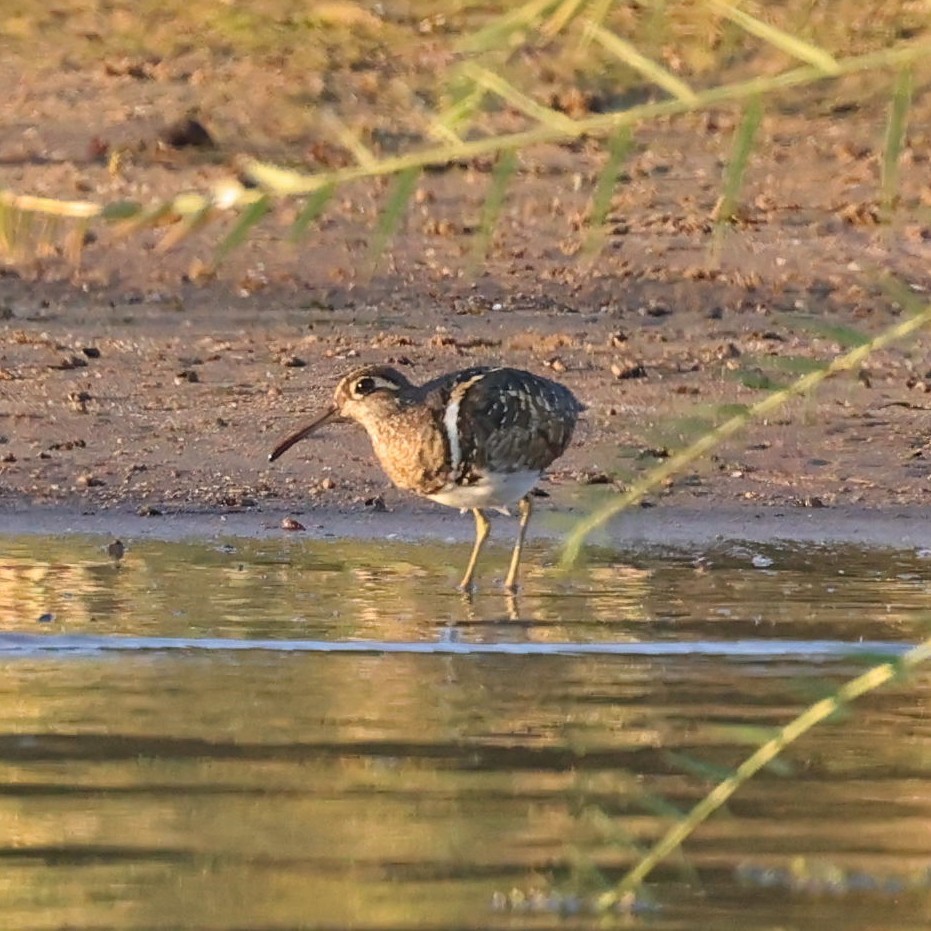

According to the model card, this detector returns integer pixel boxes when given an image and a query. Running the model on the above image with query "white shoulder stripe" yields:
[443,373,487,473]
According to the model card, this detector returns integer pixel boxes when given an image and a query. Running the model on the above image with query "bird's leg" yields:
[459,508,490,592]
[504,494,533,593]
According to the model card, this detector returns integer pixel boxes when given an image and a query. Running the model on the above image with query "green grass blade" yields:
[714,96,763,229]
[583,125,633,258]
[881,68,912,219]
[100,200,142,222]
[215,195,271,261]
[289,183,336,242]
[462,63,577,132]
[577,0,611,51]
[732,367,785,390]
[471,150,518,264]
[708,0,841,74]
[366,167,420,275]
[156,204,213,252]
[779,315,870,349]
[586,23,699,103]
[561,299,931,566]
[457,0,562,53]
[597,636,931,908]
[541,0,588,40]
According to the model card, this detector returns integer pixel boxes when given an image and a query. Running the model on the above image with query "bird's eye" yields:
[352,376,377,397]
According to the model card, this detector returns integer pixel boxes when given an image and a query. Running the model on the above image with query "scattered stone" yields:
[50,355,87,370]
[175,369,199,384]
[77,473,105,487]
[281,517,306,531]
[81,346,101,359]
[68,390,92,413]
[137,505,163,517]
[159,115,215,149]
[611,360,647,380]
[48,439,86,451]
[575,470,613,485]
[364,495,387,511]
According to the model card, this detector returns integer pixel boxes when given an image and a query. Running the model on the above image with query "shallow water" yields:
[1,533,931,929]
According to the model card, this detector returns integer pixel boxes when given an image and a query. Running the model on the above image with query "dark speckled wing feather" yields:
[453,369,582,480]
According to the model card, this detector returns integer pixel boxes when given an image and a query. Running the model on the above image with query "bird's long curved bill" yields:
[268,406,339,462]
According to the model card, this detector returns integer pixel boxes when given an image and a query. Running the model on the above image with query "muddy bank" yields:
[0,5,929,525]
[3,501,930,555]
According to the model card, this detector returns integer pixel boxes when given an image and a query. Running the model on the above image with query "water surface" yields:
[1,534,930,929]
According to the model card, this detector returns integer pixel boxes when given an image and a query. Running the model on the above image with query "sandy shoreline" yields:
[3,501,930,553]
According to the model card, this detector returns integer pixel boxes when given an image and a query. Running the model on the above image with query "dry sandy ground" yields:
[1,18,930,546]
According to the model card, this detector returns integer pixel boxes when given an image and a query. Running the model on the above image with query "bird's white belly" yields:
[427,470,541,511]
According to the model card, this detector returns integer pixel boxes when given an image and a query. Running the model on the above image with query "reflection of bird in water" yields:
[270,365,583,592]
[107,539,125,563]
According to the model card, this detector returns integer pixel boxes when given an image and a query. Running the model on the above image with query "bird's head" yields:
[268,365,413,462]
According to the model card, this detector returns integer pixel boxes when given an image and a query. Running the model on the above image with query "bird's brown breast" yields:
[363,404,451,496]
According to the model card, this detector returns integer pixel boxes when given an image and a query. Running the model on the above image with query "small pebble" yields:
[281,517,305,531]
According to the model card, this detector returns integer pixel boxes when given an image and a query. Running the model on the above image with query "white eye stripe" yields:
[352,376,400,398]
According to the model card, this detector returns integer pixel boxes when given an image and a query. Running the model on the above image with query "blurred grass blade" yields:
[663,750,734,784]
[733,367,785,390]
[577,0,611,50]
[881,68,912,219]
[114,202,175,236]
[458,0,561,52]
[322,110,376,168]
[471,150,518,264]
[100,200,142,222]
[215,195,272,261]
[0,190,100,219]
[156,204,213,253]
[586,23,699,103]
[598,635,931,909]
[713,97,763,227]
[434,82,486,138]
[781,315,870,348]
[562,299,931,565]
[462,63,577,131]
[583,125,633,257]
[366,166,420,274]
[708,0,841,74]
[289,183,336,242]
[710,96,763,261]
[240,158,329,196]
[541,0,588,40]
[63,218,89,265]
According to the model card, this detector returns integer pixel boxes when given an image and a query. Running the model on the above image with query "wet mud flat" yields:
[2,499,930,553]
